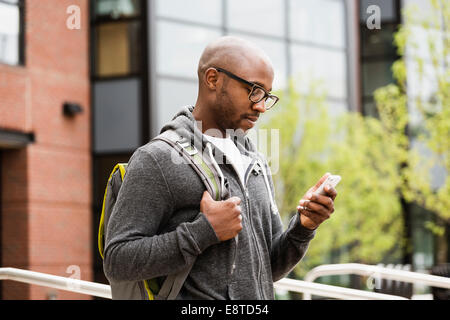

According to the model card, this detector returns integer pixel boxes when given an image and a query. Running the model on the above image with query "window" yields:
[0,0,24,66]
[94,21,142,77]
[93,79,142,153]
[90,0,147,153]
[90,1,148,287]
[92,0,141,19]
[156,0,222,27]
[157,78,198,127]
[228,32,287,90]
[289,0,345,49]
[156,21,221,79]
[152,0,350,135]
[227,0,285,37]
[291,44,347,100]
[91,0,144,78]
[359,0,400,117]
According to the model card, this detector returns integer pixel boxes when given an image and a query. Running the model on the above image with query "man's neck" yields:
[192,103,227,137]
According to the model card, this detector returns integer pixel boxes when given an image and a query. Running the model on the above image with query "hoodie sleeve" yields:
[262,160,316,282]
[103,147,220,282]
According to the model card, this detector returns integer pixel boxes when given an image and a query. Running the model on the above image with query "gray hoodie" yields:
[103,106,316,299]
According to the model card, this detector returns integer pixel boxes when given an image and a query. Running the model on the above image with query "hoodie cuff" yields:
[288,214,316,242]
[185,212,220,253]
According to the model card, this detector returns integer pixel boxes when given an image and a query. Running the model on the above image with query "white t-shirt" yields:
[204,134,252,186]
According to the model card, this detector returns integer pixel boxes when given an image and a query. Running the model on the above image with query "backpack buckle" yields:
[176,137,198,156]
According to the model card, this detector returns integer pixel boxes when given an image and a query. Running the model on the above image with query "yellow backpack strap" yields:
[98,163,128,259]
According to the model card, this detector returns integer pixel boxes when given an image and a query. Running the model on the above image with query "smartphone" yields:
[314,175,341,196]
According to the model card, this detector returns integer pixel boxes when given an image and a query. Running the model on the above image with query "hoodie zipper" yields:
[230,159,258,276]
[245,160,266,300]
[208,143,266,299]
[234,159,266,299]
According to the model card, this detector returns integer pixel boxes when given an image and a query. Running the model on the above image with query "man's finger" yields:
[227,196,242,205]
[202,190,213,201]
[299,199,331,217]
[309,193,334,212]
[311,172,331,193]
[324,185,337,200]
[298,207,322,225]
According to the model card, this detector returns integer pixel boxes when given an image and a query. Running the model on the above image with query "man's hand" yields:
[200,191,243,241]
[297,173,338,230]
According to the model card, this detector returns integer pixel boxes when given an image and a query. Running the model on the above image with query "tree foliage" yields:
[380,0,450,224]
[260,0,449,277]
[261,81,405,278]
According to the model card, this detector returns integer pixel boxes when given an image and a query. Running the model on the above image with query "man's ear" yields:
[204,68,219,90]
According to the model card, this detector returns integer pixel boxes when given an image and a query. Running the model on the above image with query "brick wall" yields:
[1,0,92,299]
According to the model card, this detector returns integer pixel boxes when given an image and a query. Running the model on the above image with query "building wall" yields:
[0,0,92,299]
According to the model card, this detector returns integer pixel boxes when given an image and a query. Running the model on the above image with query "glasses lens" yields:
[249,87,266,103]
[264,96,276,110]
[264,96,278,110]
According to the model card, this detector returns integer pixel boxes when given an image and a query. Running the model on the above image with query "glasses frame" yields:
[214,67,279,110]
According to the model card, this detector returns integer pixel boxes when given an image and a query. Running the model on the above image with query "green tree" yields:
[261,0,449,281]
[261,80,406,279]
[374,0,450,263]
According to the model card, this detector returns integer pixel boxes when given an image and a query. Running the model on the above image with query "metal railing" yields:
[0,267,409,300]
[302,263,450,300]
[273,278,407,300]
[0,267,112,299]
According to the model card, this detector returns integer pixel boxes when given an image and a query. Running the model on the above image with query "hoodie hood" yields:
[160,105,258,157]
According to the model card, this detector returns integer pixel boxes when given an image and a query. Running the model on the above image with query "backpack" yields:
[97,129,229,300]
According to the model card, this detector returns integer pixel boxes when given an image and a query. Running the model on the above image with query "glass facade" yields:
[152,0,349,135]
[0,0,23,66]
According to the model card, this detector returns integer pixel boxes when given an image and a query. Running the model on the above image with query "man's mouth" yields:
[245,115,259,123]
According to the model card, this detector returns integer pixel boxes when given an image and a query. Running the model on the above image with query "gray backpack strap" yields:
[150,130,227,300]
[155,129,229,200]
[154,255,195,300]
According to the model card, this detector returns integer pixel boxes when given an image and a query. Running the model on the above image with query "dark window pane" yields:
[93,79,142,153]
[359,0,398,23]
[93,0,141,19]
[361,60,395,97]
[94,21,142,77]
[361,24,398,58]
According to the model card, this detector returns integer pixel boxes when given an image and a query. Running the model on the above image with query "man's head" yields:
[195,36,276,135]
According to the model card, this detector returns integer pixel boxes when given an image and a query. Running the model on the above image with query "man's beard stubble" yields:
[213,87,241,136]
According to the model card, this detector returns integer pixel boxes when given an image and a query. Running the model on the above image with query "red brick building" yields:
[0,0,91,299]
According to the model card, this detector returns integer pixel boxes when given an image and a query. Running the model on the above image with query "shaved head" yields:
[193,36,275,135]
[197,36,274,81]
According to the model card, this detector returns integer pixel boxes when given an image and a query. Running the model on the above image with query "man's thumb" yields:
[202,190,214,202]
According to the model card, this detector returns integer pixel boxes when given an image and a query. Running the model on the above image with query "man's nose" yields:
[253,100,266,113]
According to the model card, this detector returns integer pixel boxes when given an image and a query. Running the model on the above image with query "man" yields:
[103,36,337,299]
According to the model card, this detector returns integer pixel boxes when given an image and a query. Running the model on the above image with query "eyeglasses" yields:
[214,67,279,110]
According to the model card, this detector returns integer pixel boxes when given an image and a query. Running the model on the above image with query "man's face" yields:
[212,64,274,134]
